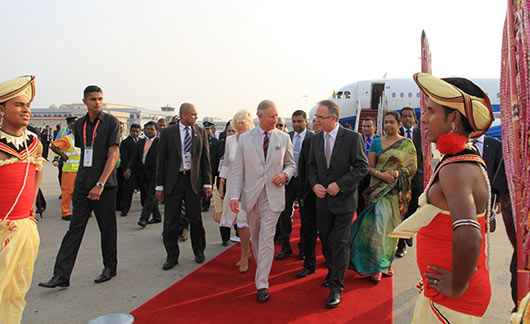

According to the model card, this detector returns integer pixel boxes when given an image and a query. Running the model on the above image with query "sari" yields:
[349,138,416,275]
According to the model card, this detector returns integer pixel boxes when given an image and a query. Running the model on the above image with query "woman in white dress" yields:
[218,110,254,272]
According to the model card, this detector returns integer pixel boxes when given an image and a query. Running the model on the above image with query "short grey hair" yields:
[230,109,255,133]
[257,99,276,116]
[318,100,340,119]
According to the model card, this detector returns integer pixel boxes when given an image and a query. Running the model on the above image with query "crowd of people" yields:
[0,73,515,323]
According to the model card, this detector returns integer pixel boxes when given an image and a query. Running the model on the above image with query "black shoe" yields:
[163,260,178,270]
[296,268,315,278]
[120,211,127,217]
[275,248,293,260]
[195,253,205,264]
[406,238,413,247]
[147,218,161,224]
[323,278,330,287]
[38,275,70,288]
[61,215,71,221]
[326,291,342,308]
[138,219,147,228]
[257,288,270,303]
[395,245,407,258]
[222,241,229,246]
[299,251,305,260]
[94,268,116,283]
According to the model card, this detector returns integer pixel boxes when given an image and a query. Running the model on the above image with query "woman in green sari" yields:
[349,111,417,282]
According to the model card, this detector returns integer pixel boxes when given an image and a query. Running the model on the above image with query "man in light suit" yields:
[308,100,368,308]
[156,103,212,270]
[230,100,296,303]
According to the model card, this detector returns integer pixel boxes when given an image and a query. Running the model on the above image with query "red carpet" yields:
[131,212,393,324]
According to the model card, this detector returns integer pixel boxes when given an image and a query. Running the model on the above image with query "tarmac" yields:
[22,162,514,324]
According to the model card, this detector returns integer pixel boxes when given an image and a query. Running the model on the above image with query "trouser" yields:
[398,184,422,251]
[277,177,302,251]
[219,225,238,242]
[120,174,146,214]
[301,194,318,271]
[57,159,64,187]
[140,178,161,222]
[53,187,117,280]
[0,218,39,324]
[247,188,281,290]
[317,205,354,293]
[412,292,482,323]
[116,168,125,211]
[162,173,205,262]
[60,172,77,216]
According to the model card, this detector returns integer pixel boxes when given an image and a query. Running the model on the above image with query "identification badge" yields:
[183,152,191,170]
[84,146,94,167]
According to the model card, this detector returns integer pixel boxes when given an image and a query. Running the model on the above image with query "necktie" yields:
[263,132,269,158]
[406,129,412,139]
[293,134,301,177]
[142,139,153,164]
[325,133,332,169]
[184,127,191,153]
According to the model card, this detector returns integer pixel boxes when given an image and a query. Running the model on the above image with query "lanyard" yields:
[143,138,153,153]
[364,135,372,146]
[83,119,101,147]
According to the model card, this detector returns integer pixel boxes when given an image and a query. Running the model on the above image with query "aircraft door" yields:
[371,83,385,110]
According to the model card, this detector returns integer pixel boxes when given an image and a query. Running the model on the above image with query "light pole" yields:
[303,95,309,112]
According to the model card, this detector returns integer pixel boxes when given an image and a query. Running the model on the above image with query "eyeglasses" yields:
[314,115,332,121]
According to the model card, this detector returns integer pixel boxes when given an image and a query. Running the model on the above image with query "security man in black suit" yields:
[40,85,121,288]
[295,117,321,278]
[308,100,368,308]
[126,121,161,228]
[202,121,219,213]
[276,110,314,260]
[396,107,423,257]
[156,103,212,270]
[119,123,143,216]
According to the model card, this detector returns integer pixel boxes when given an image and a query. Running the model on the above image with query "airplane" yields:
[309,77,501,139]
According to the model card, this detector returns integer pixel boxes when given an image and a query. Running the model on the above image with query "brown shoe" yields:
[180,229,188,241]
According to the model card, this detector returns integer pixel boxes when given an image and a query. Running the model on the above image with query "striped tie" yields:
[184,127,191,152]
[263,132,269,158]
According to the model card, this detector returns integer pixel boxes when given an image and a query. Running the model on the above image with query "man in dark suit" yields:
[308,100,368,308]
[357,117,378,214]
[396,107,423,257]
[276,110,314,260]
[472,135,503,228]
[295,118,321,278]
[119,123,142,216]
[202,121,219,213]
[156,103,212,270]
[126,121,161,228]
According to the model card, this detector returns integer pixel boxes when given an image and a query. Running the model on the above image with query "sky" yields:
[1,0,506,119]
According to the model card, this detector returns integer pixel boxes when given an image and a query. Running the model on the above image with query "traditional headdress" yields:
[0,76,36,104]
[413,73,493,137]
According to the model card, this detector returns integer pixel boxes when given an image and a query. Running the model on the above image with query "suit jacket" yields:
[482,136,503,195]
[156,123,212,195]
[229,127,296,213]
[120,136,137,172]
[308,126,369,214]
[298,131,316,202]
[400,126,423,190]
[208,135,221,182]
[128,137,159,181]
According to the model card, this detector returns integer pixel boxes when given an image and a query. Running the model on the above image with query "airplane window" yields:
[337,91,343,99]
[344,91,351,99]
[400,92,404,98]
[392,92,396,98]
[408,92,412,98]
[497,92,500,98]
[416,92,420,98]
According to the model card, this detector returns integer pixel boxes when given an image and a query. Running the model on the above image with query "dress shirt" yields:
[292,129,307,177]
[142,136,155,164]
[472,135,484,157]
[404,126,414,139]
[324,123,340,155]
